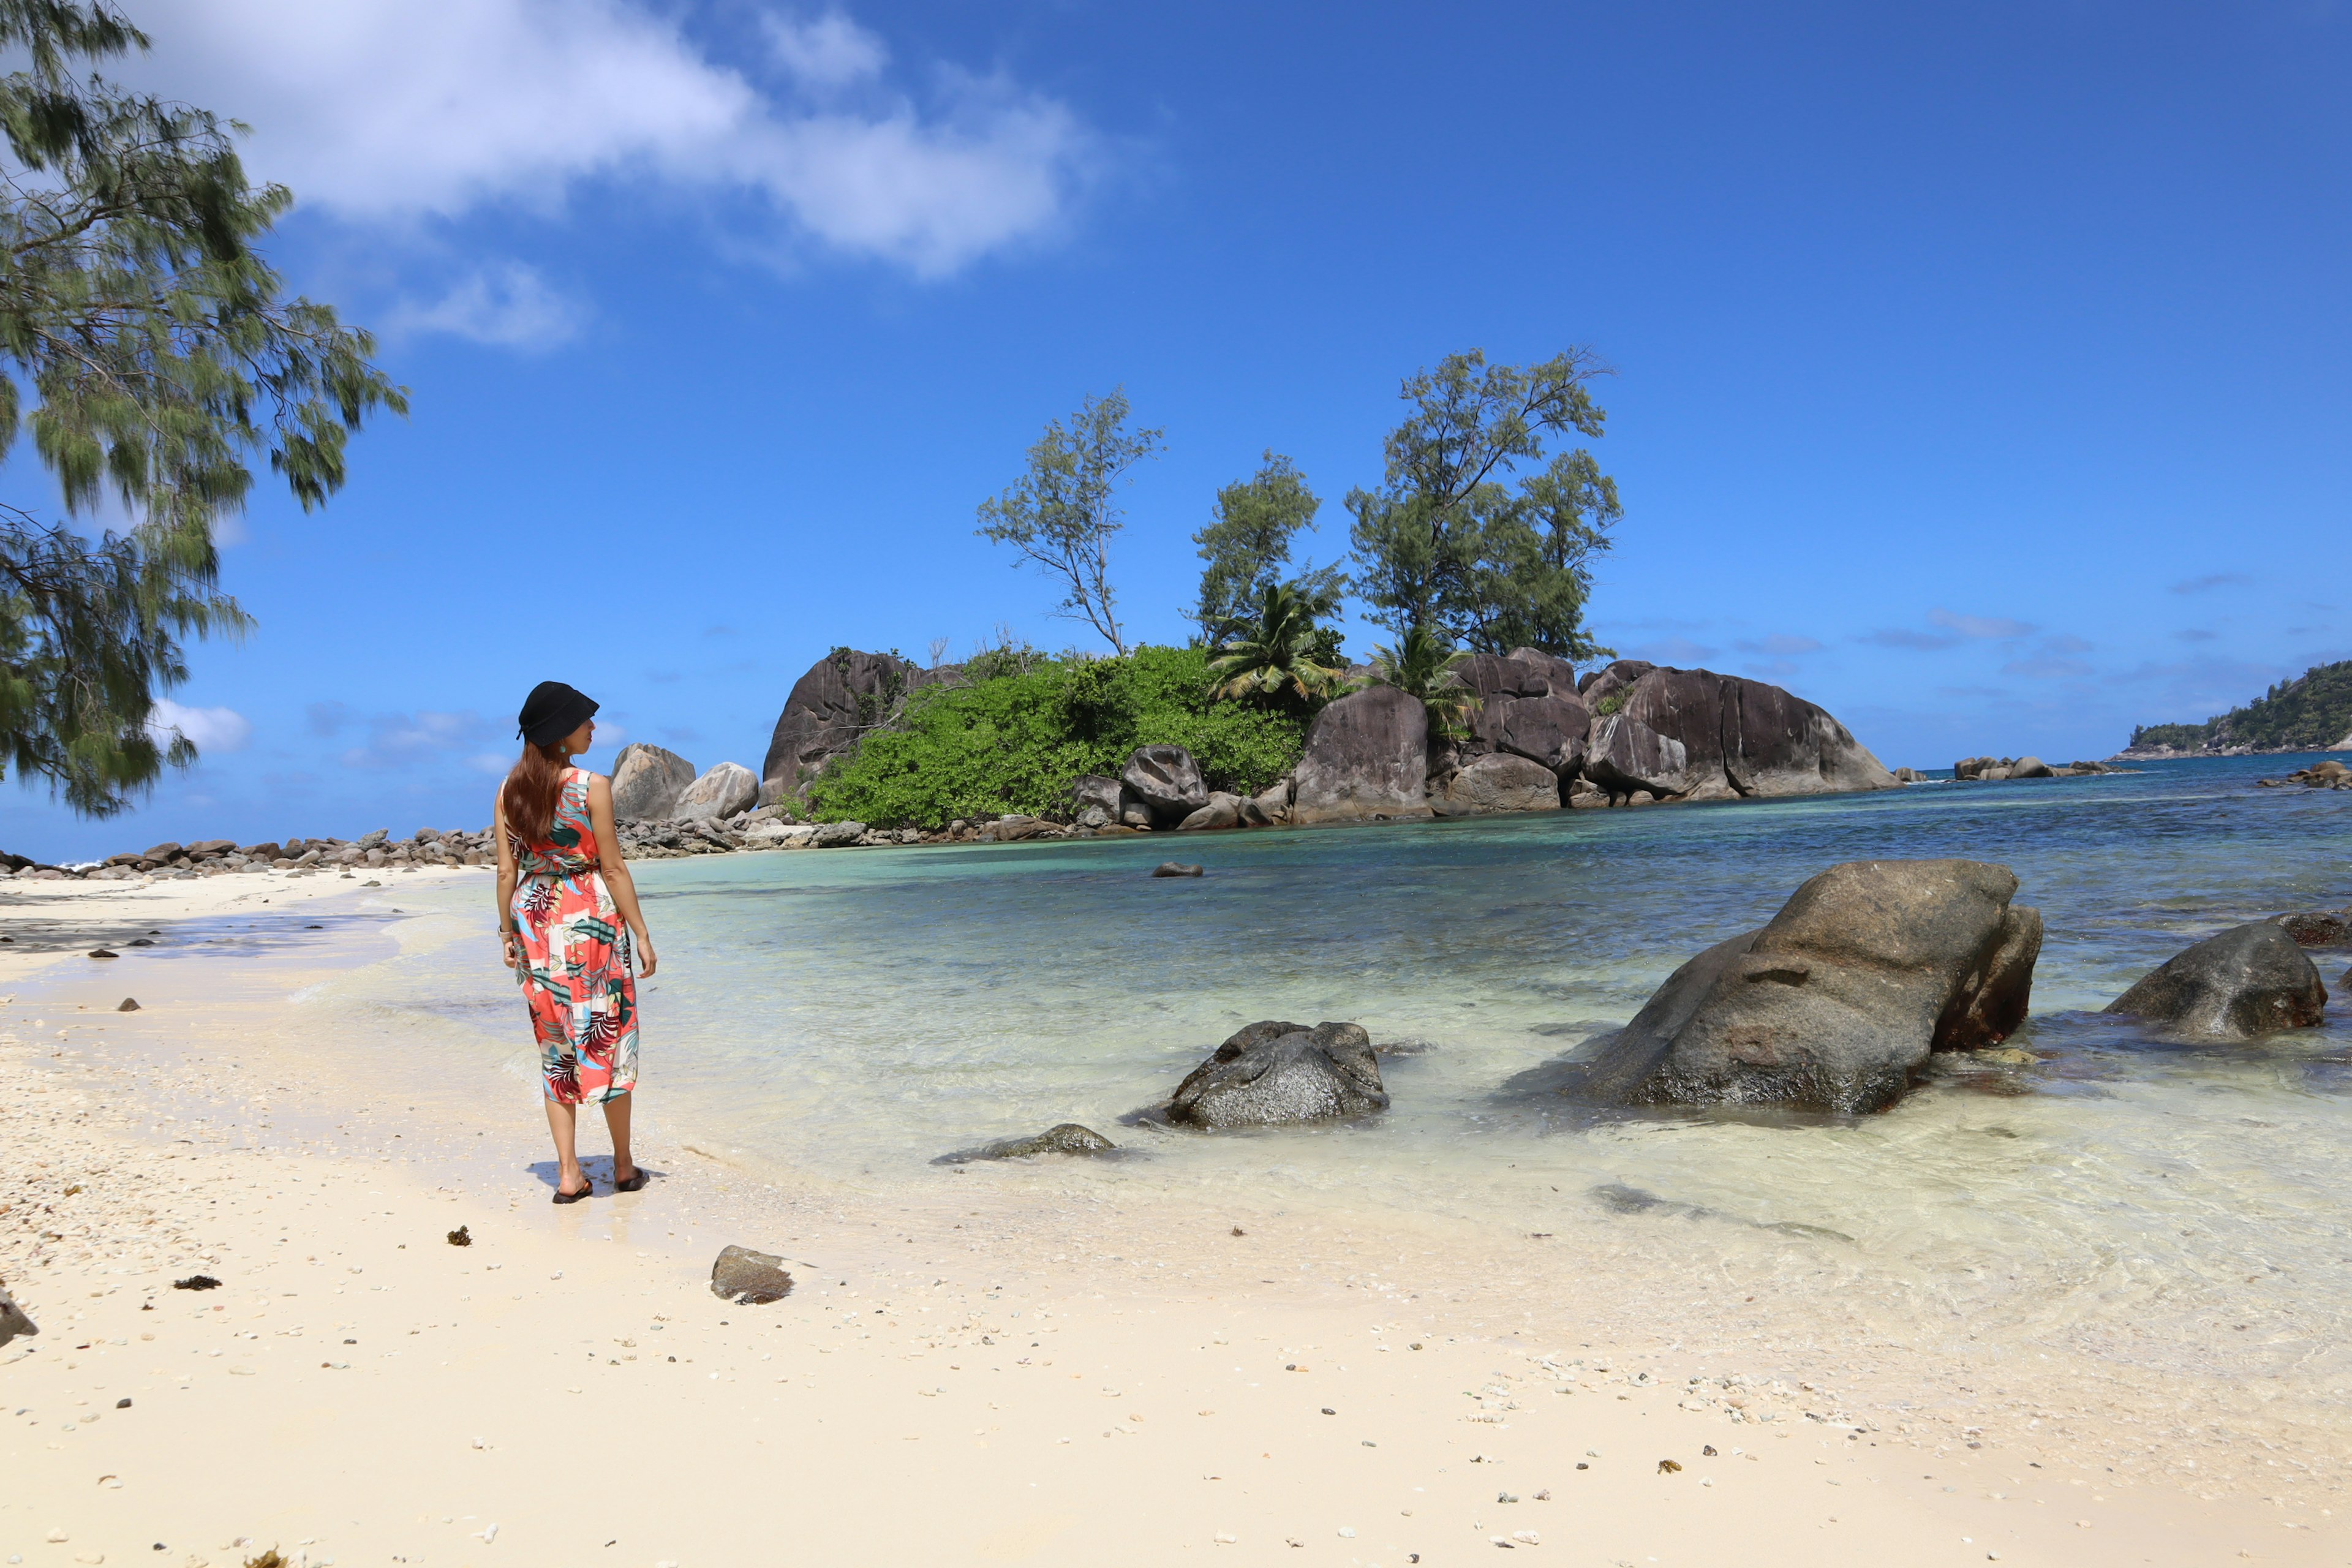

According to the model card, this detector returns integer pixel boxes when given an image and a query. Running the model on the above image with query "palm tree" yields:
[1362,625,1480,736]
[1208,582,1346,703]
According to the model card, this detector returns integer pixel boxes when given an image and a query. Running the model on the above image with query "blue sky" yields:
[9,0,2350,859]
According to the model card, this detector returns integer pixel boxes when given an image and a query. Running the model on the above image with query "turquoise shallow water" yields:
[331,753,2352,1383]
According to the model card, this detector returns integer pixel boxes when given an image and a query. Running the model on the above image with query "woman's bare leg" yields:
[604,1095,635,1185]
[545,1099,589,1196]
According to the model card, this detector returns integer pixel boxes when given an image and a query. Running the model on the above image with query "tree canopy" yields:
[976,388,1163,657]
[0,0,405,816]
[1189,450,1343,645]
[1344,349,1619,658]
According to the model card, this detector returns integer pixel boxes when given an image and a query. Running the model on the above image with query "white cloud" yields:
[121,0,1096,278]
[1928,608,2035,640]
[766,11,888,88]
[387,263,583,350]
[148,699,254,754]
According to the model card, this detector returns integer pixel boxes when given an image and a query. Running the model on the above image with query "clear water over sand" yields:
[326,755,2352,1395]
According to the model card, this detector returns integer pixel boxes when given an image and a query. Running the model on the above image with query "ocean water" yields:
[315,754,2352,1392]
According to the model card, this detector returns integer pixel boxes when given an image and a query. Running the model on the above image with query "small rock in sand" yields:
[0,1284,38,1348]
[88,948,118,959]
[116,998,139,1011]
[172,1275,221,1291]
[710,1244,794,1305]
[447,1226,472,1247]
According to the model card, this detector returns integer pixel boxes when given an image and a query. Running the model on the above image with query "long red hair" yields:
[500,740,571,843]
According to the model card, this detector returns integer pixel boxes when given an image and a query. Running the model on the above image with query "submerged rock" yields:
[1168,1020,1389,1128]
[1152,861,1205,878]
[710,1244,795,1305]
[2272,908,2352,948]
[0,1284,36,1348]
[933,1123,1115,1164]
[1573,859,2043,1114]
[2103,922,2328,1039]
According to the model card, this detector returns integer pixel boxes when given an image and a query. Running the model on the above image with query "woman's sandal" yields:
[612,1168,649,1193]
[552,1176,594,1204]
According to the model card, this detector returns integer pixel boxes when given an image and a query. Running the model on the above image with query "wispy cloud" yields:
[1626,636,1721,666]
[2171,573,2253,595]
[2173,628,2219,643]
[148,699,254,755]
[1733,633,1823,656]
[2002,657,2093,680]
[1861,627,1961,651]
[340,710,500,770]
[1929,608,2035,640]
[388,262,584,350]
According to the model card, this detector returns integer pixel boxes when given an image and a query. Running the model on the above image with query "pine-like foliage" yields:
[0,0,405,815]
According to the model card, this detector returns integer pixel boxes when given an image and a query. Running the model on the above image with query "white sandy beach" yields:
[2,867,2345,1567]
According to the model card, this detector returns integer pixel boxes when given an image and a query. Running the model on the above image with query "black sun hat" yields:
[516,681,598,747]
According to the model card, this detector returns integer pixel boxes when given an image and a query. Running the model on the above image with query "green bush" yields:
[805,645,1309,828]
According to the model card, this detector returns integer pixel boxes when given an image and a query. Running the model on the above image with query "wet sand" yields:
[1,870,2343,1565]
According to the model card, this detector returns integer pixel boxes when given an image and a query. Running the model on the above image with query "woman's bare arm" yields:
[492,791,521,970]
[586,774,658,977]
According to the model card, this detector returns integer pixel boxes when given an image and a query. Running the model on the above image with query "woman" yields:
[494,680,659,1203]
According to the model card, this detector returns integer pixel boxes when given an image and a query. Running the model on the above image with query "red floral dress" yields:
[510,768,638,1104]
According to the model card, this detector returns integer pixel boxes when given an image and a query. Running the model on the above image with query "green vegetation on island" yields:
[805,644,1305,827]
[2128,660,2352,754]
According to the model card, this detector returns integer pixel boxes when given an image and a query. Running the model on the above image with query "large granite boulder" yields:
[1493,693,1591,775]
[1168,1020,1388,1128]
[1587,665,1896,801]
[1433,752,1562,816]
[1584,713,1694,798]
[1178,791,1245,831]
[761,649,946,801]
[611,744,698,821]
[675,761,758,822]
[2103,923,2328,1039]
[1577,658,1656,709]
[1121,745,1209,824]
[1574,859,2043,1114]
[1291,685,1432,824]
[1505,646,1581,694]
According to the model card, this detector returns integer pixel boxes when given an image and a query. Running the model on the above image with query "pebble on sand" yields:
[116,998,140,1012]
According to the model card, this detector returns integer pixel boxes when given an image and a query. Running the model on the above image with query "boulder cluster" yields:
[2258,759,2350,791]
[951,862,2343,1156]
[1,826,493,883]
[1953,755,2114,781]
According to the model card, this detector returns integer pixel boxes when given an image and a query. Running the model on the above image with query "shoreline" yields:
[3,870,2345,1563]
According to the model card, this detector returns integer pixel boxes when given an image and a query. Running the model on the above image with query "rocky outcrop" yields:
[1574,859,2043,1114]
[1956,755,2114,780]
[1433,753,1561,816]
[2103,923,2328,1039]
[1178,791,1245,831]
[1167,1020,1389,1128]
[761,649,946,802]
[933,1123,1115,1164]
[1121,744,1209,825]
[2259,760,2351,790]
[1069,774,1139,829]
[675,761,758,822]
[709,1245,794,1305]
[611,744,698,821]
[1291,685,1432,824]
